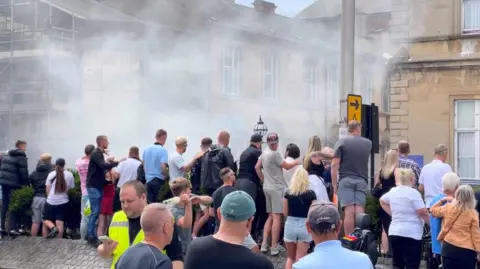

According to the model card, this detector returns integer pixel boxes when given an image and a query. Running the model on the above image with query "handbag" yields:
[371,183,383,198]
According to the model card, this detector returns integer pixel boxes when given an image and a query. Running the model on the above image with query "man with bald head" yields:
[115,203,174,269]
[331,120,371,236]
[397,140,421,186]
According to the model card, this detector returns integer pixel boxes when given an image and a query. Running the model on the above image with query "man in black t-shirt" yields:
[116,203,174,269]
[185,191,273,269]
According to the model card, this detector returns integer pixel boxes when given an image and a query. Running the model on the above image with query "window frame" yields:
[326,64,339,108]
[462,0,480,34]
[263,53,279,99]
[221,47,241,95]
[454,99,480,179]
[304,59,319,102]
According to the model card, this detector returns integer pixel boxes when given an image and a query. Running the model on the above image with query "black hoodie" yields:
[0,148,29,188]
[29,162,53,197]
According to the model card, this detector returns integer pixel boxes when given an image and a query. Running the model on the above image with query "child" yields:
[169,178,212,255]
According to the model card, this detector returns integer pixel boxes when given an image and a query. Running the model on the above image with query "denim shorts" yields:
[284,216,311,243]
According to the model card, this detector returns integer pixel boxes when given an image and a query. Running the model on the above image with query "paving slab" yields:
[0,237,424,269]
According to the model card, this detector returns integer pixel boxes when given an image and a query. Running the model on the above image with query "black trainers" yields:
[46,227,59,238]
[9,230,20,237]
[87,236,101,248]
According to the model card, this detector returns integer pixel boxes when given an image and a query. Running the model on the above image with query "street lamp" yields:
[253,115,268,137]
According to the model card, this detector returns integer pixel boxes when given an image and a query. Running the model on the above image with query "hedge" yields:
[7,168,81,230]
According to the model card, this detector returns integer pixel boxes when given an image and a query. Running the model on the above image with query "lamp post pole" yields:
[340,0,355,126]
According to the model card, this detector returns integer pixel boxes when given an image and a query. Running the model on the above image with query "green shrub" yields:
[8,185,35,227]
[365,194,380,229]
[7,168,83,230]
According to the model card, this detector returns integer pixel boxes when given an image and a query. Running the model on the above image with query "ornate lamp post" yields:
[253,115,268,137]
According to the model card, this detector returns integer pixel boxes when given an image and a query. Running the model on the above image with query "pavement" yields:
[0,237,421,269]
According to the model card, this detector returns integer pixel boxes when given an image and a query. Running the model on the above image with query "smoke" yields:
[5,0,398,170]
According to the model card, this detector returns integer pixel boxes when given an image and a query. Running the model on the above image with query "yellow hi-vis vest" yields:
[109,211,168,268]
[109,210,145,269]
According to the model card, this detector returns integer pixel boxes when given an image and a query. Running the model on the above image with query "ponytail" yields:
[54,165,67,193]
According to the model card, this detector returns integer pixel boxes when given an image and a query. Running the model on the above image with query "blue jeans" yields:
[87,188,102,239]
[80,195,89,240]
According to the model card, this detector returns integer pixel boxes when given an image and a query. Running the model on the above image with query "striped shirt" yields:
[398,155,421,186]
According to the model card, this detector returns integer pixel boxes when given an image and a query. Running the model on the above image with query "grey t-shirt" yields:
[115,243,172,269]
[260,148,287,190]
[334,135,372,181]
[171,205,191,255]
[169,152,186,180]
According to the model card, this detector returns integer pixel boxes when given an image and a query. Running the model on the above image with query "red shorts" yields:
[100,184,115,215]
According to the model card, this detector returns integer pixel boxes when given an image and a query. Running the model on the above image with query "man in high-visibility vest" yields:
[97,180,183,269]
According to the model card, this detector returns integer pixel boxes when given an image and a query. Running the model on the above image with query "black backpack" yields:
[200,147,224,190]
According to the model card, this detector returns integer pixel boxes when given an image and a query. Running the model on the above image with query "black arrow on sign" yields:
[349,99,359,110]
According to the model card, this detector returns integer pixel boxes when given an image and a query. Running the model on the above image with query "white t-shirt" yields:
[380,186,426,240]
[46,170,75,205]
[283,157,301,187]
[308,174,329,202]
[169,151,186,180]
[115,158,142,187]
[418,160,452,206]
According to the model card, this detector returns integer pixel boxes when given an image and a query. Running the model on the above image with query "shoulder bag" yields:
[442,210,462,240]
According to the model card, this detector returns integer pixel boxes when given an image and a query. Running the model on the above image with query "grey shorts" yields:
[338,177,368,208]
[31,196,46,224]
[264,188,284,214]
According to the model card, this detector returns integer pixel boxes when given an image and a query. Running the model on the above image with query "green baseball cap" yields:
[220,191,256,222]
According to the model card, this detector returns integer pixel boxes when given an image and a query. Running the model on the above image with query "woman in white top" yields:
[42,158,74,239]
[380,168,429,269]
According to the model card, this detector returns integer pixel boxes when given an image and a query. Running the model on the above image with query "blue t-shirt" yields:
[294,240,374,269]
[143,144,168,182]
[429,193,446,255]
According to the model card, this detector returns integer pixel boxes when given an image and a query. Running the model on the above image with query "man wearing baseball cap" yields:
[185,191,273,269]
[293,202,373,269]
[255,132,300,255]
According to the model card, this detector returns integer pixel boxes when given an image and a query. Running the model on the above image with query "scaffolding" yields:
[0,0,78,149]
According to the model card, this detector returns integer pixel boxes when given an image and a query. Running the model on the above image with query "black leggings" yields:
[389,235,422,269]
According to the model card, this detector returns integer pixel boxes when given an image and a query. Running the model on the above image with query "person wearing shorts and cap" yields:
[185,191,273,269]
[293,202,373,269]
[255,133,300,255]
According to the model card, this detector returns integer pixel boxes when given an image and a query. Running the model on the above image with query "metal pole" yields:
[339,0,355,125]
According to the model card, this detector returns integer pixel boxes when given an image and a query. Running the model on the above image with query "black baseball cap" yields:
[250,134,263,143]
[266,133,279,145]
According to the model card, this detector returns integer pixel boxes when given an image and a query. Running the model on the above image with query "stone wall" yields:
[389,37,480,164]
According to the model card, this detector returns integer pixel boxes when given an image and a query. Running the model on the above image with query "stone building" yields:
[386,0,480,179]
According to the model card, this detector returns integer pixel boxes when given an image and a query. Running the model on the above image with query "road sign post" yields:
[347,94,362,122]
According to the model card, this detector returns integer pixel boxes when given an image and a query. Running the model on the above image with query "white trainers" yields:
[270,246,280,256]
[260,243,269,253]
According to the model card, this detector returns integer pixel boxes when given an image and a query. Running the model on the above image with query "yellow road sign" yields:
[347,94,362,122]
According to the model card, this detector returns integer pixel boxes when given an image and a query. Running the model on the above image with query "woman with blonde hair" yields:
[283,167,316,269]
[372,149,399,254]
[430,184,480,269]
[380,168,428,269]
[303,136,333,202]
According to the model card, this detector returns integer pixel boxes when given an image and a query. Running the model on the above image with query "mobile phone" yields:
[98,235,111,242]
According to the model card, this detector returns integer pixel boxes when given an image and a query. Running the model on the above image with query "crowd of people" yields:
[0,119,479,269]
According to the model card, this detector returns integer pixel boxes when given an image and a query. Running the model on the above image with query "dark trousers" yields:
[443,256,476,269]
[147,178,163,203]
[389,235,422,269]
[1,185,19,232]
